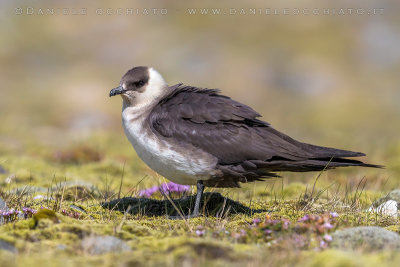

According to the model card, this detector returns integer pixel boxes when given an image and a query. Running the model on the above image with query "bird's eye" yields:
[134,81,145,87]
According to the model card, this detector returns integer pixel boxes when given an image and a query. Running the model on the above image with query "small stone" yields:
[81,236,131,255]
[0,198,7,225]
[372,189,400,207]
[368,200,398,218]
[0,240,17,253]
[331,226,400,251]
[69,204,87,213]
[0,198,6,211]
[388,190,400,199]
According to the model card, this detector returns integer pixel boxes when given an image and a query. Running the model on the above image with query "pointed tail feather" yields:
[248,157,383,172]
[302,143,383,169]
[310,157,384,169]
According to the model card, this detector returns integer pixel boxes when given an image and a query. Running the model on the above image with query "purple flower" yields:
[293,235,306,246]
[323,222,334,229]
[320,240,327,248]
[264,229,273,235]
[21,207,37,219]
[283,220,290,229]
[1,207,36,223]
[138,185,159,197]
[252,218,261,225]
[298,215,310,222]
[196,230,205,236]
[160,182,190,195]
[139,182,190,197]
[324,234,333,242]
[330,212,339,218]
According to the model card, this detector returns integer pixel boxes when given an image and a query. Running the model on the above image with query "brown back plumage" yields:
[148,84,382,187]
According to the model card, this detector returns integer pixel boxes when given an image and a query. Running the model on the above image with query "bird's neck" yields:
[122,85,171,122]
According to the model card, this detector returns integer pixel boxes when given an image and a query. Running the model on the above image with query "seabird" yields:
[109,66,381,218]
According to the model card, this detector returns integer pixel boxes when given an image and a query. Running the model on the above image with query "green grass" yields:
[0,131,397,266]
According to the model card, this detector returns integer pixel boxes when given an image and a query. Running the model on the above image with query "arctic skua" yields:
[109,66,381,218]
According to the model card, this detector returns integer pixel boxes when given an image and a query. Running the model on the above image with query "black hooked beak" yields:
[109,85,127,97]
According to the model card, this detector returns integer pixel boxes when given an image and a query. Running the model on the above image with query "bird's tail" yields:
[249,143,383,172]
[292,157,383,171]
[264,127,382,170]
[297,143,384,171]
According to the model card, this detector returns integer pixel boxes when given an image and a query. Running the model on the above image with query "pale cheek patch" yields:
[136,85,147,93]
[144,68,167,99]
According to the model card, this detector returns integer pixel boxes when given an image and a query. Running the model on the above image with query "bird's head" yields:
[110,66,168,107]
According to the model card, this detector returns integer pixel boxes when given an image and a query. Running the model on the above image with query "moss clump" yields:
[119,224,152,238]
[102,192,265,217]
[32,209,59,229]
[307,249,368,267]
[385,225,400,233]
[167,240,237,262]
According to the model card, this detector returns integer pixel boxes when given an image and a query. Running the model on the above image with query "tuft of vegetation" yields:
[102,192,265,217]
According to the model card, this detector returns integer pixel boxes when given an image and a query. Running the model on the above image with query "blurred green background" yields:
[1,0,399,192]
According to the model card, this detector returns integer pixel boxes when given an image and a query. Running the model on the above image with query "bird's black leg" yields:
[168,180,204,219]
[191,180,204,217]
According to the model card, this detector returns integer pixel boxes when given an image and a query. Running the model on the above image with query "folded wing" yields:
[147,85,381,187]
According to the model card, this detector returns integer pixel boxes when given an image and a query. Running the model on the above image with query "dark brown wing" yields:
[148,85,380,187]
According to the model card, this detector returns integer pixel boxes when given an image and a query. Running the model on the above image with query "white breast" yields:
[122,107,216,185]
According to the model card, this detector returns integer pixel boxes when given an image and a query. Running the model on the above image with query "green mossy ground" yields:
[0,134,397,266]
